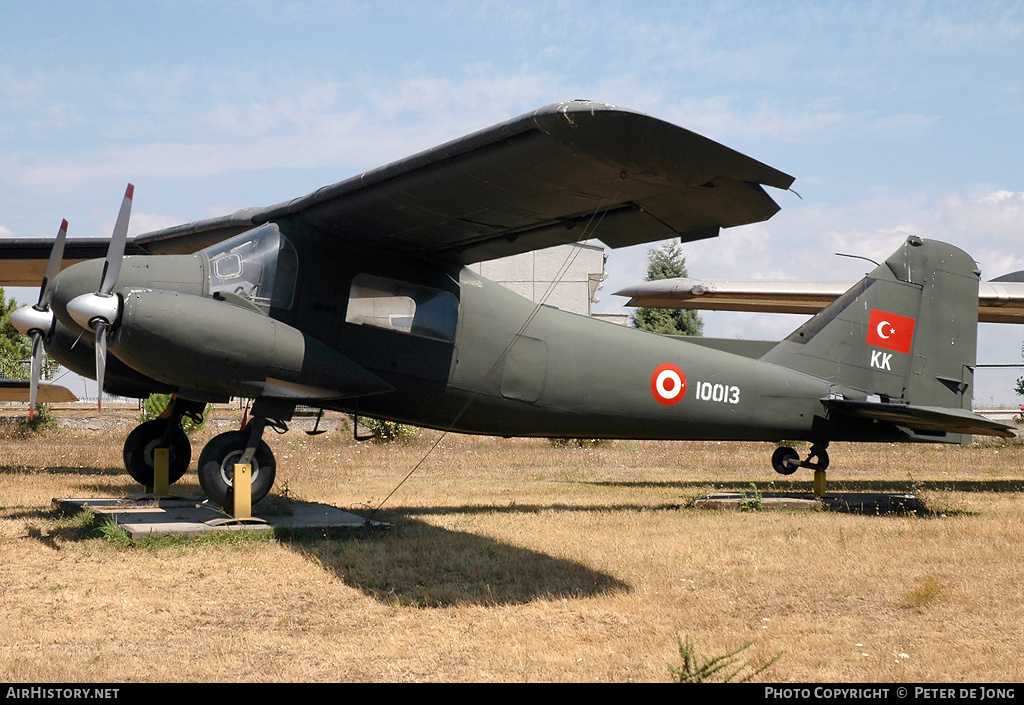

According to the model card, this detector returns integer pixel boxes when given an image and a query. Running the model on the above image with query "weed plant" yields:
[669,636,782,683]
[739,483,764,511]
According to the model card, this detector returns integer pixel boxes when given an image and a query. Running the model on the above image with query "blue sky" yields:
[2,1,1023,403]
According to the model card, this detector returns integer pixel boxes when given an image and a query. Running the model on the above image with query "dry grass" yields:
[2,409,1024,682]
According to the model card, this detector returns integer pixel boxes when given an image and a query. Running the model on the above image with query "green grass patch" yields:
[97,515,275,551]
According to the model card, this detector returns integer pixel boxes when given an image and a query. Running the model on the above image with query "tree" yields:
[630,242,703,336]
[140,394,211,436]
[0,287,32,379]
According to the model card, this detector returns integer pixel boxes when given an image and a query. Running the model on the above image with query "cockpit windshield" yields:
[203,224,298,310]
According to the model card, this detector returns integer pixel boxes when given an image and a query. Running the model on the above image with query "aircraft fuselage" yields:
[47,229,860,445]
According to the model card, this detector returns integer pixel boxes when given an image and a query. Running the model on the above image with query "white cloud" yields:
[935,189,1024,278]
[125,212,187,239]
[679,223,776,278]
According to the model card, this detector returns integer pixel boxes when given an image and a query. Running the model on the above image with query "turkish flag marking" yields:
[866,309,916,354]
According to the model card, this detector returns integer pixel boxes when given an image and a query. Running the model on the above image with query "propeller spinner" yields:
[66,184,134,411]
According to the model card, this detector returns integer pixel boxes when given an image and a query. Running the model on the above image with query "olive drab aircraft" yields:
[5,100,1013,508]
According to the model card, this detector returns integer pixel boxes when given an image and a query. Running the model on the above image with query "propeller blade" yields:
[64,184,133,410]
[98,184,133,296]
[28,334,42,421]
[37,219,68,309]
[94,320,108,413]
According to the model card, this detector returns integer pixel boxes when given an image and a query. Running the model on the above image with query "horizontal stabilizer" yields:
[825,399,1015,438]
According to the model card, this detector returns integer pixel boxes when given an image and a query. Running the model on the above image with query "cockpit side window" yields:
[203,224,298,310]
[346,274,458,343]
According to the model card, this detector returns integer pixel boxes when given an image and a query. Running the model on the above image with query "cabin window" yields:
[346,274,458,342]
[203,224,298,310]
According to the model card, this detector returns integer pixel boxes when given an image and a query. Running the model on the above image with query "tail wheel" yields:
[197,430,276,508]
[771,446,800,475]
[123,419,191,486]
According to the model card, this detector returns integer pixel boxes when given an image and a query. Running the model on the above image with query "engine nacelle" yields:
[45,319,173,399]
[108,289,393,401]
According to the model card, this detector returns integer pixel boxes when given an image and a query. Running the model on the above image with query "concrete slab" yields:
[55,495,384,541]
[695,491,918,515]
[819,491,918,514]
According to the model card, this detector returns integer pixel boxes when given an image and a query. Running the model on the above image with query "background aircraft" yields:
[0,379,75,403]
[616,272,1024,324]
[6,101,1013,508]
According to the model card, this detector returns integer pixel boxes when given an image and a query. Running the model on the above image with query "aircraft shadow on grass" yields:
[13,486,629,606]
[286,516,629,607]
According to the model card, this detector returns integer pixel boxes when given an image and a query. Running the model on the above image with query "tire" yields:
[197,430,276,508]
[771,446,800,475]
[122,419,192,487]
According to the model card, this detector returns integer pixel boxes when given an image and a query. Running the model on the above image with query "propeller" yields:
[66,184,134,411]
[10,219,68,419]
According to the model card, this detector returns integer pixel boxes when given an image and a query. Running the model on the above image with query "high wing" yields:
[0,101,793,283]
[128,101,794,263]
[615,277,1024,324]
[0,239,146,287]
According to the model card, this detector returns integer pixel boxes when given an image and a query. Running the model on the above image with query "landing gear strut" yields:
[196,398,292,509]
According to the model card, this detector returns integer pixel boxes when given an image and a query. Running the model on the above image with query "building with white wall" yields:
[470,240,626,324]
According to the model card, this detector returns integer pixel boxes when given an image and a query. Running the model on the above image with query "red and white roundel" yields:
[651,363,687,405]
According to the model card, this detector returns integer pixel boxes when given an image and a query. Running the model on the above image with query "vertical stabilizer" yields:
[760,237,980,416]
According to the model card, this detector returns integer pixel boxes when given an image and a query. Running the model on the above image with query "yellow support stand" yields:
[206,463,267,528]
[153,447,170,497]
[233,463,252,520]
[814,468,827,498]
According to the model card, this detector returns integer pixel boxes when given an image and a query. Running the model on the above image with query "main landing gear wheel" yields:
[771,446,800,476]
[123,419,191,486]
[197,430,276,508]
